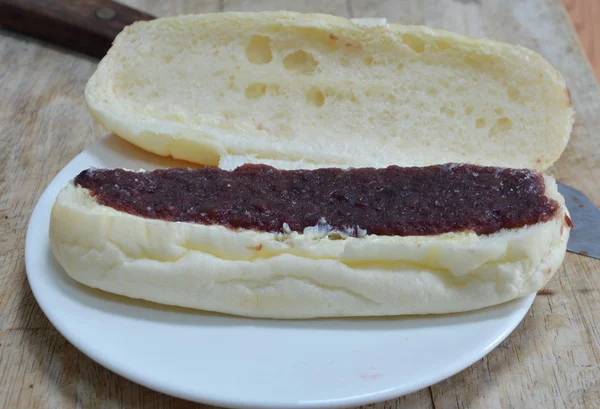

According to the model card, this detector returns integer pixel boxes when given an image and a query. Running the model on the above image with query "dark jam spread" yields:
[74,164,559,237]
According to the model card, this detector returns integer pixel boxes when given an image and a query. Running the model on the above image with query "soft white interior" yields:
[86,12,573,170]
[49,176,570,318]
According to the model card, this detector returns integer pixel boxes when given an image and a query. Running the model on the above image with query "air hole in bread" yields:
[325,90,341,102]
[213,49,220,56]
[508,86,520,101]
[440,104,456,118]
[476,118,486,128]
[283,50,318,74]
[133,77,150,87]
[494,107,504,116]
[435,39,452,50]
[465,105,474,115]
[397,63,404,71]
[246,35,272,64]
[427,88,439,96]
[489,117,513,137]
[333,90,346,101]
[228,75,237,90]
[163,55,174,64]
[402,33,426,53]
[245,83,267,99]
[268,84,281,96]
[364,56,374,65]
[306,87,325,107]
[440,103,452,113]
[379,110,394,121]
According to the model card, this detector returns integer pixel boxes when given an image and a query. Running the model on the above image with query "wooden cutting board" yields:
[0,1,599,408]
[562,0,600,80]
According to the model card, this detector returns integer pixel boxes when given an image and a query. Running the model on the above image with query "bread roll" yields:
[85,11,573,171]
[49,171,570,318]
[47,12,575,318]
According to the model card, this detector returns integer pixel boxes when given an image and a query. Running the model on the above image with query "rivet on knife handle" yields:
[0,0,155,59]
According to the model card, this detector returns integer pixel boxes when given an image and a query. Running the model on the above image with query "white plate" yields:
[25,135,535,409]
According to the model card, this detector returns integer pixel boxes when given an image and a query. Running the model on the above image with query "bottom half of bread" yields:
[49,181,570,319]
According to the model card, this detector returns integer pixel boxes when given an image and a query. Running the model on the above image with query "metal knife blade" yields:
[557,182,600,259]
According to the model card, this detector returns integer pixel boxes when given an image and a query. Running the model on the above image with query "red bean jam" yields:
[74,163,559,237]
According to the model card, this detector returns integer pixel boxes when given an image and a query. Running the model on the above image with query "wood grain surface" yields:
[1,0,599,408]
[562,0,600,80]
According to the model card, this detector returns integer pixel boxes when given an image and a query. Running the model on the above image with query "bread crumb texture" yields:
[85,11,573,171]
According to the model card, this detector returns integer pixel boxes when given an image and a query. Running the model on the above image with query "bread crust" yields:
[49,175,570,318]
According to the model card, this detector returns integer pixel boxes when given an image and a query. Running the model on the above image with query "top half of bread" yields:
[85,11,573,171]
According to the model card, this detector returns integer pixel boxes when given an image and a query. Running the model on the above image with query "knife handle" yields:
[0,0,155,58]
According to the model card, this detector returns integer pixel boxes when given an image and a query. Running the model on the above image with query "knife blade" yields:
[557,182,600,259]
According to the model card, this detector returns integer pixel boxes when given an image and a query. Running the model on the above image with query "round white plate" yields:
[25,135,535,409]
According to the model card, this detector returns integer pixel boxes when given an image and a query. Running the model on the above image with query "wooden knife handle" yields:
[0,0,155,58]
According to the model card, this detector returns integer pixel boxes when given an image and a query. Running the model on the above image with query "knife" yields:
[2,1,599,260]
[557,182,600,259]
[0,0,155,59]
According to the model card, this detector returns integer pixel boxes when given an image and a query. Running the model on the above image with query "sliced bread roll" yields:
[85,11,573,171]
[50,168,570,319]
[49,12,575,318]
